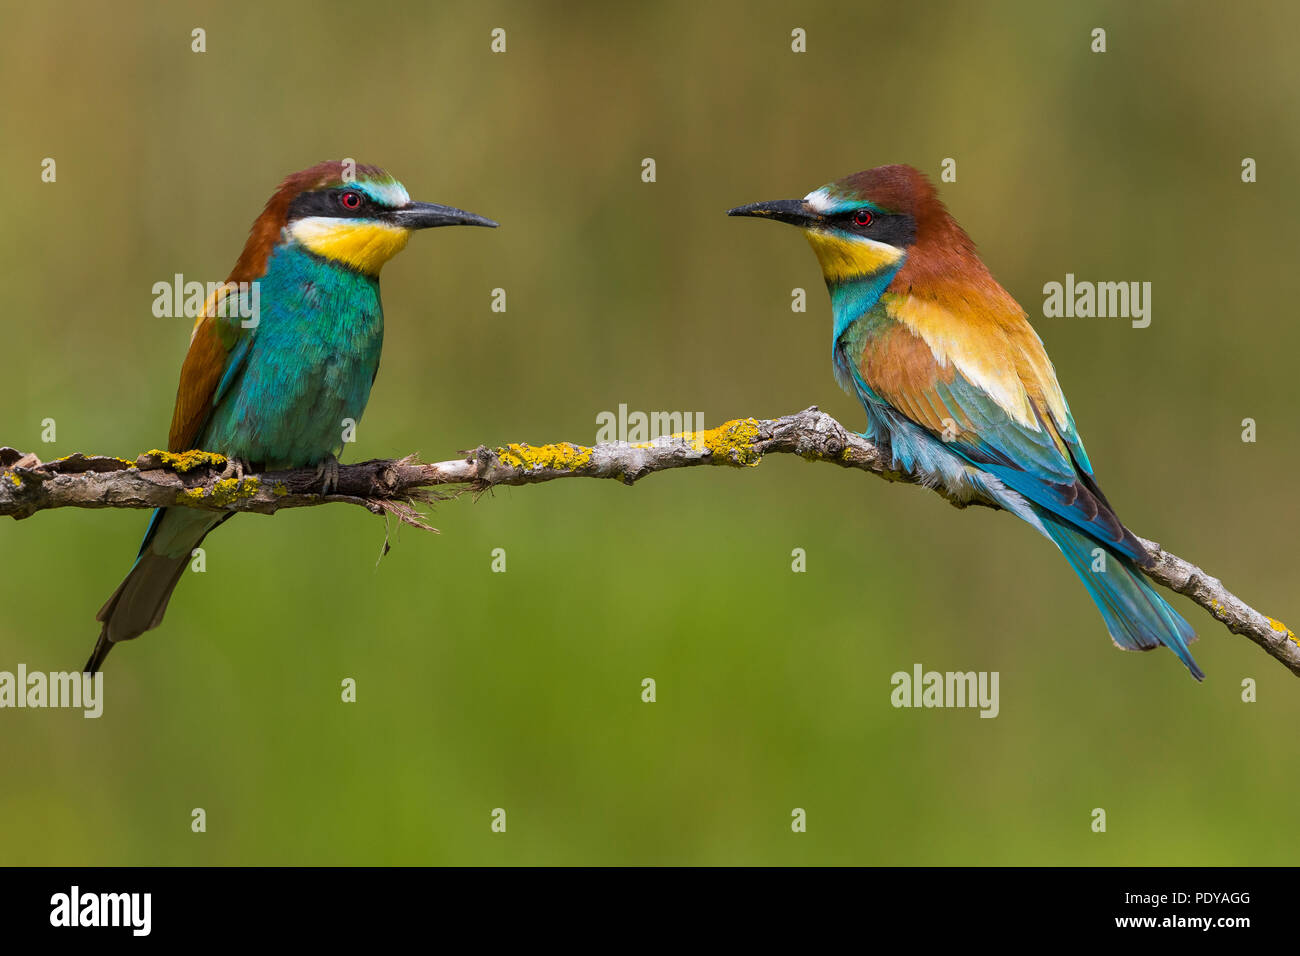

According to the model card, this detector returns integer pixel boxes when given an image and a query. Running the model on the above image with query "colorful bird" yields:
[87,161,496,673]
[728,165,1202,679]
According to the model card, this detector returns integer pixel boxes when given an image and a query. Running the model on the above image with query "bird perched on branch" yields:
[87,161,496,672]
[729,165,1202,679]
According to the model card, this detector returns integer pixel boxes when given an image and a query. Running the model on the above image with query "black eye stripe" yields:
[287,188,380,221]
[836,209,918,248]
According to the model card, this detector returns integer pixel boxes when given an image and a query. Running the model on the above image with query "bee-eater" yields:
[728,165,1202,679]
[87,161,496,673]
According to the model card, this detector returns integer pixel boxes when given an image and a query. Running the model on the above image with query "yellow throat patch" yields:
[290,218,411,275]
[803,230,903,281]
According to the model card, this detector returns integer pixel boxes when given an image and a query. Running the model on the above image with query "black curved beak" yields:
[388,201,498,229]
[726,199,820,228]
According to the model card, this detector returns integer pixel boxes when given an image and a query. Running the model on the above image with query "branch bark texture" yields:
[3,407,1295,676]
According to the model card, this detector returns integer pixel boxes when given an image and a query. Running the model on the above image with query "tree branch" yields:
[3,406,1295,676]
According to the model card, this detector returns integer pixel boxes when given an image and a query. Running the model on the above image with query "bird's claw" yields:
[219,456,250,483]
[315,455,340,495]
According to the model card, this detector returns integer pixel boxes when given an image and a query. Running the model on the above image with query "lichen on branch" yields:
[2,407,1295,677]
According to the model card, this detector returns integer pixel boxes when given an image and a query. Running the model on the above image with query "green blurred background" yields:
[1,0,1297,865]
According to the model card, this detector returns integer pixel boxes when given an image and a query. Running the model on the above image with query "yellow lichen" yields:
[5,473,21,488]
[210,476,258,505]
[174,476,259,507]
[272,481,288,497]
[688,417,763,467]
[146,449,228,473]
[1266,617,1297,645]
[497,442,594,471]
[597,418,764,465]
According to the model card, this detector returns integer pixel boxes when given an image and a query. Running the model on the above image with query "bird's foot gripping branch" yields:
[2,407,1296,677]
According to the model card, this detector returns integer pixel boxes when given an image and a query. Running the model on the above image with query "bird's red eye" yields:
[340,191,362,210]
[853,209,873,227]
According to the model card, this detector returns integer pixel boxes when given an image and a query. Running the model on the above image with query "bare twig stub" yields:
[3,407,1295,676]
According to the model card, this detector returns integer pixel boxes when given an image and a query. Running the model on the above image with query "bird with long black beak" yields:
[88,161,496,673]
[729,165,1202,679]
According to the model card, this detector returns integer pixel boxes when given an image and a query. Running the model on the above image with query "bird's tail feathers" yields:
[1041,511,1203,680]
[86,508,224,673]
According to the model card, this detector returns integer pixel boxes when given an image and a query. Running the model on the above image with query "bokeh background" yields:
[1,0,1296,865]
